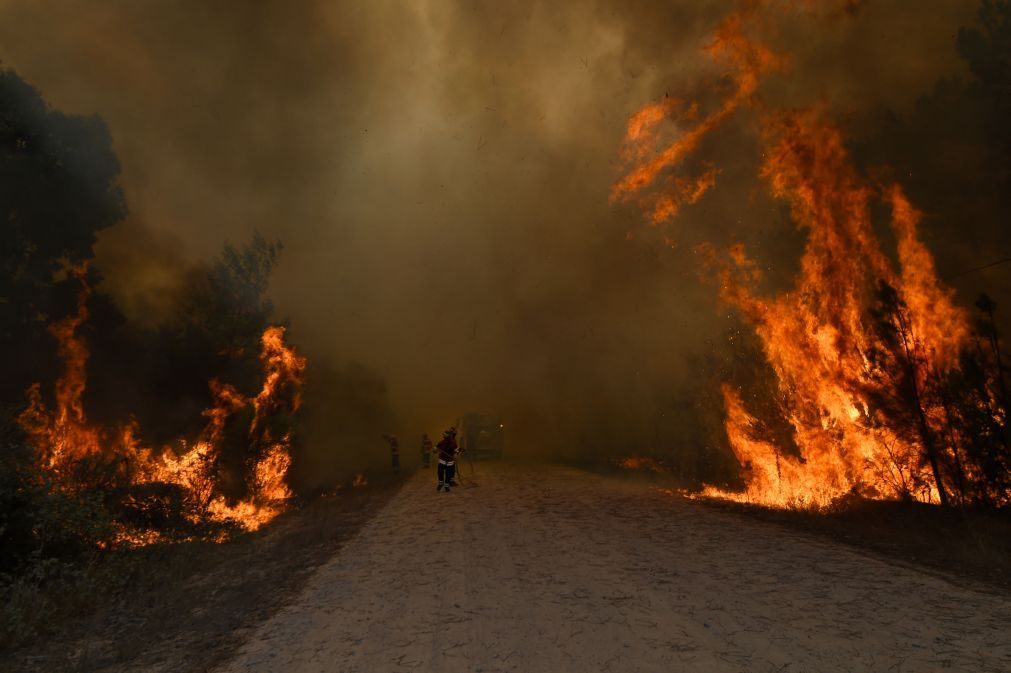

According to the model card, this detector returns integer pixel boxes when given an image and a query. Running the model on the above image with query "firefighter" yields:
[384,434,400,473]
[436,427,458,492]
[420,433,433,468]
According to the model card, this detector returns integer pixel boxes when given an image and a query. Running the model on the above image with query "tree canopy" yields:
[0,70,126,408]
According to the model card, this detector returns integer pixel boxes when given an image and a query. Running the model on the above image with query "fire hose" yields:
[453,447,478,488]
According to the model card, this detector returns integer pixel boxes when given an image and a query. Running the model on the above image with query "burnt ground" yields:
[3,476,404,673]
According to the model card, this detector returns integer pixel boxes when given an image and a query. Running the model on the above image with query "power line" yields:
[950,256,1011,279]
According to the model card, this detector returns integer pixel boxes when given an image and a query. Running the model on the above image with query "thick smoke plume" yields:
[0,0,994,479]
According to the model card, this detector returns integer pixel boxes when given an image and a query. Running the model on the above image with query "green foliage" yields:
[177,233,283,360]
[0,432,115,573]
[1,556,86,647]
[0,70,124,287]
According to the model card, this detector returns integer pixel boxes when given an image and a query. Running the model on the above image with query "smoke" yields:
[0,0,984,472]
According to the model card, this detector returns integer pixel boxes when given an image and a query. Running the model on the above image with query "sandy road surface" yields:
[216,464,1011,673]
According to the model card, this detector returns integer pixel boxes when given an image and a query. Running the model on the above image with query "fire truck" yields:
[456,413,505,461]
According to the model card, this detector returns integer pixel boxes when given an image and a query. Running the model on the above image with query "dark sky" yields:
[0,0,979,452]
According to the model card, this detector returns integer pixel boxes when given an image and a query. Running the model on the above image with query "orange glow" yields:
[611,14,785,229]
[18,264,105,473]
[614,6,972,508]
[19,271,306,540]
[619,456,669,473]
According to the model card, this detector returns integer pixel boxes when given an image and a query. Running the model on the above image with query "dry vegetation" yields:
[2,476,402,673]
[702,496,1011,595]
[607,459,1011,594]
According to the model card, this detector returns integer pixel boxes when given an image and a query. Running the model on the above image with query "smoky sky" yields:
[0,0,979,455]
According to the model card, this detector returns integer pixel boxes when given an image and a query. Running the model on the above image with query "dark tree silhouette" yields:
[864,282,951,506]
[957,0,1011,157]
[936,295,1011,506]
[0,70,126,409]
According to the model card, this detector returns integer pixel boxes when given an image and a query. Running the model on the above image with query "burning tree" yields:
[863,281,954,505]
[612,2,1011,508]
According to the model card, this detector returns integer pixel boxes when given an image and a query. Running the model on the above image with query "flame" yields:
[610,13,785,226]
[18,264,106,473]
[887,185,969,369]
[253,326,307,429]
[699,118,967,507]
[614,4,973,508]
[19,272,306,541]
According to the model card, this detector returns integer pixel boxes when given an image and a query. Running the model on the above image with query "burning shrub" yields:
[13,263,307,546]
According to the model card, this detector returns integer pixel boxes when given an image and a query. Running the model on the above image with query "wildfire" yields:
[611,12,785,226]
[19,272,306,541]
[614,3,976,508]
[18,264,106,472]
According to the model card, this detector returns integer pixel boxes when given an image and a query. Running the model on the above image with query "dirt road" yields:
[216,464,1011,673]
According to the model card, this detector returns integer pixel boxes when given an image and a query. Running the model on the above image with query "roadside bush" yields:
[1,442,114,574]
